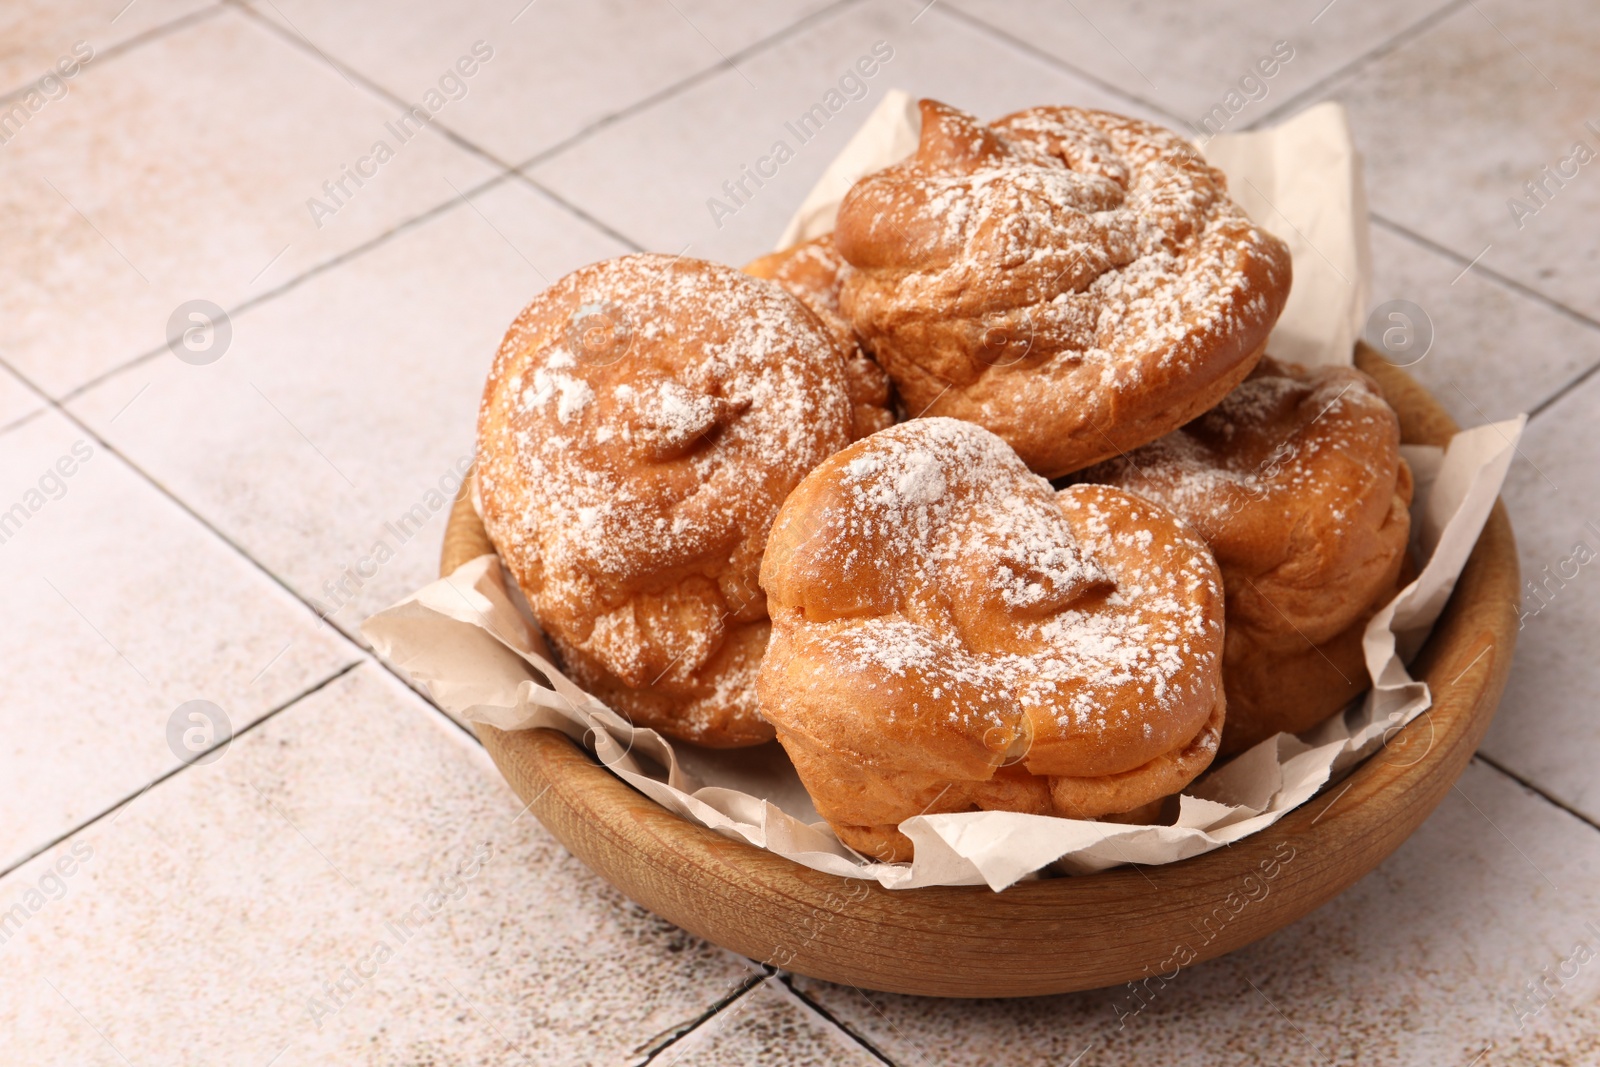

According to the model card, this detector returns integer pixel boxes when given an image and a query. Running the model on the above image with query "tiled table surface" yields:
[3,0,1597,1063]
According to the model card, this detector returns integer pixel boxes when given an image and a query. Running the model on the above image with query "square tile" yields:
[244,0,840,165]
[1481,370,1600,824]
[0,664,757,1065]
[1326,0,1600,320]
[795,762,1600,1065]
[1365,222,1600,426]
[944,0,1458,131]
[0,0,212,98]
[0,408,356,872]
[69,178,629,647]
[0,6,497,398]
[529,0,1168,267]
[662,977,881,1066]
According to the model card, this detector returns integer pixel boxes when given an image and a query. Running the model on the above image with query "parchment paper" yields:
[364,96,1525,890]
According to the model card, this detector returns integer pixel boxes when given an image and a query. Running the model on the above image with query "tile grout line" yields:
[53,166,521,406]
[221,0,520,174]
[633,969,772,1064]
[226,0,867,249]
[57,0,864,403]
[0,402,52,439]
[0,659,363,884]
[945,0,1471,141]
[0,2,227,108]
[228,3,652,319]
[1530,357,1600,421]
[0,352,483,755]
[778,975,902,1066]
[501,0,867,175]
[1371,215,1600,333]
[1369,214,1600,419]
[1247,0,1474,129]
[926,1,1190,129]
[508,172,645,253]
[1474,753,1600,838]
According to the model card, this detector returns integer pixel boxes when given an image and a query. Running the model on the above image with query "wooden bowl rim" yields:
[443,347,1519,997]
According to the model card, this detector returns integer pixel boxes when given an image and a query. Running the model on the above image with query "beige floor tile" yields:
[1365,223,1600,426]
[68,178,628,649]
[659,977,881,1067]
[945,0,1457,130]
[0,0,212,98]
[528,0,1168,268]
[0,6,497,398]
[1328,0,1600,320]
[243,0,839,165]
[1480,371,1600,823]
[794,761,1600,1065]
[0,408,357,872]
[0,664,759,1066]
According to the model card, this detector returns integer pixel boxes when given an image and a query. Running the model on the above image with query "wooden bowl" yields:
[442,346,1518,998]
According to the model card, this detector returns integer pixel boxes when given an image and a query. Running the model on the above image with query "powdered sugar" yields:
[1077,357,1397,549]
[772,418,1222,758]
[833,101,1292,475]
[742,235,898,442]
[476,253,855,743]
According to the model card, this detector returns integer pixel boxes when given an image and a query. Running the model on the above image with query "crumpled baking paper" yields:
[363,94,1524,891]
[1201,102,1372,369]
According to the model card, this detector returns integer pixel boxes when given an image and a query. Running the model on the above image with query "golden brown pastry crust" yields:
[1078,357,1414,754]
[758,418,1226,861]
[476,253,858,747]
[744,234,897,440]
[834,99,1292,477]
